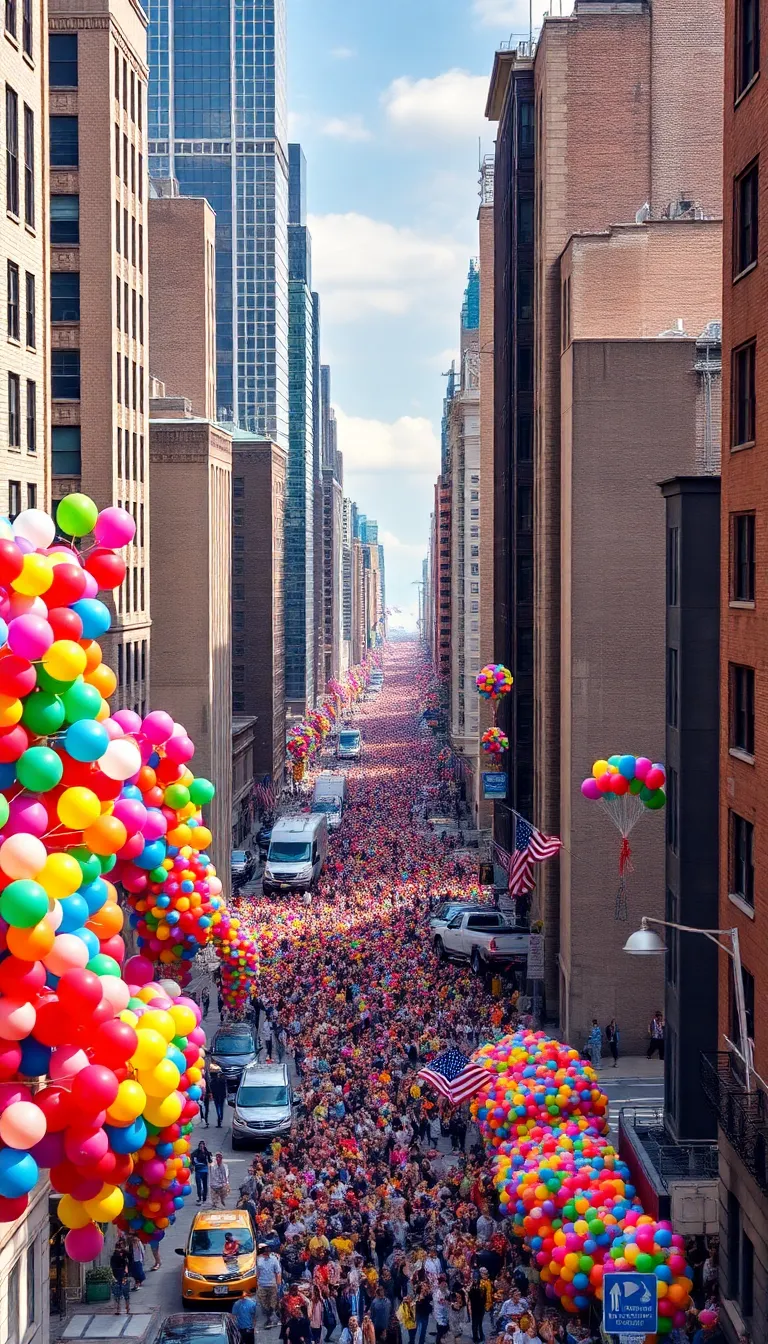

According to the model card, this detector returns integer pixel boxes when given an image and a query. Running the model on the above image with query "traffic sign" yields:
[603,1273,658,1335]
[482,771,507,799]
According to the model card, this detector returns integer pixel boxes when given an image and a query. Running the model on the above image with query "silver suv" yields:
[229,1062,295,1149]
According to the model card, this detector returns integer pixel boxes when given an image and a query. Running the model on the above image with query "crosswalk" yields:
[600,1080,665,1135]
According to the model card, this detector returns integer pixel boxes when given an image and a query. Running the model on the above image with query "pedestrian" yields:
[256,1241,283,1326]
[310,1286,325,1344]
[340,1317,364,1344]
[370,1286,392,1344]
[605,1018,620,1067]
[288,1304,313,1344]
[209,1152,230,1208]
[432,1277,450,1344]
[128,1233,146,1290]
[201,986,210,1019]
[233,1288,259,1344]
[150,1242,161,1272]
[448,1288,467,1344]
[468,1272,487,1343]
[414,1284,432,1344]
[397,1294,417,1344]
[192,1140,213,1203]
[110,1235,132,1316]
[647,1011,665,1059]
[209,1061,228,1126]
[587,1020,602,1069]
[278,1025,288,1063]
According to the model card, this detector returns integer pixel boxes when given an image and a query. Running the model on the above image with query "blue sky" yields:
[287,0,562,627]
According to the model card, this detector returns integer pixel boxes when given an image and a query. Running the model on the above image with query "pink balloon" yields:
[65,1223,104,1264]
[101,717,125,741]
[43,933,89,978]
[64,1125,108,1166]
[123,955,155,987]
[188,1027,206,1047]
[7,614,53,660]
[112,709,142,734]
[0,999,36,1041]
[0,1100,46,1149]
[165,734,194,764]
[142,810,167,841]
[81,572,99,599]
[7,593,45,619]
[100,977,131,1012]
[49,1045,89,1082]
[140,1159,166,1184]
[116,834,144,861]
[0,1083,31,1112]
[634,756,652,781]
[141,711,175,745]
[581,777,600,801]
[4,798,49,839]
[112,799,148,834]
[94,506,136,549]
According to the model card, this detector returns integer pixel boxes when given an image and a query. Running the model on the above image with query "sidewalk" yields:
[596,1054,665,1081]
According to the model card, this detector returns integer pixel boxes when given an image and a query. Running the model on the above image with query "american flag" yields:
[418,1049,488,1104]
[508,816,562,895]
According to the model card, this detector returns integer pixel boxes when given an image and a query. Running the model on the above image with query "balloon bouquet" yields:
[476,665,513,770]
[581,754,666,919]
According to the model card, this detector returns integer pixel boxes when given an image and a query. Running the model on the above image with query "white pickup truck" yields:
[433,910,530,975]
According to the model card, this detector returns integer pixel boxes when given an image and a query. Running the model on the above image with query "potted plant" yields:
[84,1266,112,1304]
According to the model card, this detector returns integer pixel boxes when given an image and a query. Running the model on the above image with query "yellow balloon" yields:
[96,700,110,721]
[0,695,22,728]
[83,1184,124,1223]
[591,759,610,780]
[119,1009,139,1027]
[137,986,158,1004]
[139,1008,175,1042]
[57,786,102,831]
[106,1079,146,1125]
[57,1195,92,1229]
[43,640,87,682]
[11,553,53,595]
[143,1092,183,1128]
[39,851,83,900]
[189,827,212,851]
[139,1058,181,1098]
[169,1004,196,1037]
[130,1028,168,1070]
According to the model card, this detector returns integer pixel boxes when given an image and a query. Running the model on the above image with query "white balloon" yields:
[157,978,183,1000]
[46,899,64,932]
[101,978,131,1012]
[12,508,55,549]
[99,738,142,781]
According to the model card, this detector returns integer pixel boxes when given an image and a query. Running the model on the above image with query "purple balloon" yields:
[5,797,48,838]
[634,757,652,781]
[142,809,167,841]
[30,1131,66,1169]
[581,777,601,801]
[112,709,142,734]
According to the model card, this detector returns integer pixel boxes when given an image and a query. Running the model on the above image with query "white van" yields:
[337,728,362,760]
[263,814,328,896]
[311,773,346,830]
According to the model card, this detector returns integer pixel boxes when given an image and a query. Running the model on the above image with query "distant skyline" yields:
[288,0,569,626]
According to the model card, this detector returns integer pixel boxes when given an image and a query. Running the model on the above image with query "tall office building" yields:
[285,142,315,713]
[147,0,289,441]
[49,0,151,712]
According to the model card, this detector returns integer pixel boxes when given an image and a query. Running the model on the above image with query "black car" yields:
[209,1024,260,1091]
[158,1314,241,1343]
[255,822,273,859]
[231,849,256,888]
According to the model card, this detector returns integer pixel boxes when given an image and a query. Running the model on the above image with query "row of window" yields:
[114,46,144,130]
[116,638,148,694]
[4,0,33,58]
[7,479,36,518]
[115,564,145,615]
[5,374,36,451]
[115,198,144,270]
[114,122,143,199]
[115,278,144,345]
[5,87,35,225]
[6,261,34,346]
[115,354,145,414]
[116,428,145,483]
[668,516,758,608]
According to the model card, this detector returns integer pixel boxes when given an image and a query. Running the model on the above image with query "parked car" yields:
[229,1061,296,1149]
[230,849,255,887]
[176,1209,256,1306]
[158,1313,242,1342]
[433,910,530,975]
[263,814,328,897]
[429,900,487,935]
[209,1023,260,1091]
[255,821,273,859]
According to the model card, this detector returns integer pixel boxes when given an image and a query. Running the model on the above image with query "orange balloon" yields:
[7,920,55,960]
[136,766,156,793]
[81,639,103,672]
[86,900,123,938]
[85,663,118,698]
[82,814,128,856]
[102,881,119,904]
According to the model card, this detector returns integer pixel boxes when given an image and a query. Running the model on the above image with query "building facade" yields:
[148,0,289,440]
[49,0,151,711]
[477,158,495,830]
[147,192,216,418]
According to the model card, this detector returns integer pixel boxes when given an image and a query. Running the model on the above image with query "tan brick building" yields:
[2,0,49,509]
[49,0,150,708]
[148,194,216,419]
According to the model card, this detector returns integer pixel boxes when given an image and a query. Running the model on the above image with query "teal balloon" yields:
[70,847,102,885]
[86,953,121,978]
[16,745,64,792]
[644,789,666,810]
[21,690,65,736]
[98,854,117,874]
[189,778,215,806]
[639,784,654,802]
[61,679,102,723]
[629,778,644,795]
[0,879,49,929]
[608,755,622,767]
[618,754,636,780]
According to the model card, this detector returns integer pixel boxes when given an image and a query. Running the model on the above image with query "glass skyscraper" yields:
[148,0,289,443]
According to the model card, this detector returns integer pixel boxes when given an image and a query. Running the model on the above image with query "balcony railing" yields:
[700,1051,768,1191]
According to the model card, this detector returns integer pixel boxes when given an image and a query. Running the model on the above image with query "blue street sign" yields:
[482,772,507,799]
[603,1273,658,1334]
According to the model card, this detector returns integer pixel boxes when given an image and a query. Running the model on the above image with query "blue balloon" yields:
[80,878,108,915]
[618,754,637,780]
[105,1118,147,1154]
[0,762,16,789]
[18,1037,51,1077]
[58,893,90,933]
[121,784,142,801]
[71,598,111,639]
[0,1149,38,1197]
[134,840,167,871]
[0,618,7,648]
[71,926,100,959]
[64,719,109,763]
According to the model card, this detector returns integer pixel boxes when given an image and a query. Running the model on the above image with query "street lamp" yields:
[623,916,752,1089]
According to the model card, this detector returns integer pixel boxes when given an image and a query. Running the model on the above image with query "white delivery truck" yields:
[263,814,328,897]
[311,773,347,831]
[336,728,362,761]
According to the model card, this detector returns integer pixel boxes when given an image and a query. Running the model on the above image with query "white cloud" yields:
[380,530,428,557]
[330,45,356,60]
[319,115,372,143]
[335,408,440,476]
[473,0,574,30]
[426,347,460,373]
[382,70,488,142]
[308,211,467,322]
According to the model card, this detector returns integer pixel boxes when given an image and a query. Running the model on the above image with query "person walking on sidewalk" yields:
[605,1019,620,1068]
[209,1061,228,1126]
[233,1287,259,1344]
[110,1236,132,1316]
[587,1020,602,1070]
[256,1242,283,1326]
[210,1152,230,1208]
[647,1011,665,1060]
[193,1140,213,1203]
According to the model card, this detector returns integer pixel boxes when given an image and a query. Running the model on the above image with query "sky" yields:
[287,0,569,629]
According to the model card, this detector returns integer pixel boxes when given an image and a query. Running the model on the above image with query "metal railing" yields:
[700,1051,768,1191]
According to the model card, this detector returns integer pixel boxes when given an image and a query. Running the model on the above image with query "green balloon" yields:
[61,679,102,723]
[56,493,98,537]
[639,784,653,801]
[189,777,215,806]
[628,777,644,795]
[21,690,65,736]
[71,846,102,885]
[164,783,190,810]
[36,665,77,695]
[86,953,121,977]
[149,866,167,884]
[99,853,117,873]
[644,789,666,810]
[0,879,49,929]
[16,745,64,792]
[635,1253,655,1274]
[0,796,9,830]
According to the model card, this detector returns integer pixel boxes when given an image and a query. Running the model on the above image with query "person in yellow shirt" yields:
[331,1233,354,1256]
[309,1232,330,1257]
[491,974,502,998]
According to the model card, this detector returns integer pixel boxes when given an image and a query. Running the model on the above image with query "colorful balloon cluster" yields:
[286,723,318,765]
[475,663,513,700]
[481,726,509,756]
[581,755,666,811]
[470,1032,693,1328]
[210,909,258,1015]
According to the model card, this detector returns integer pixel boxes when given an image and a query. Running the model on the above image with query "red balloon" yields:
[116,834,144,861]
[34,1000,77,1048]
[0,655,36,699]
[71,1064,119,1113]
[46,606,84,642]
[50,1162,80,1194]
[0,541,23,587]
[155,758,183,785]
[595,773,613,794]
[0,958,46,997]
[84,548,127,591]
[90,771,123,802]
[63,1126,109,1166]
[44,562,87,607]
[35,1085,72,1132]
[57,969,103,1017]
[91,1019,137,1068]
[610,774,629,795]
[99,934,125,964]
[0,1194,28,1223]
[0,726,28,763]
[0,1043,22,1080]
[645,767,665,790]
[67,1175,104,1201]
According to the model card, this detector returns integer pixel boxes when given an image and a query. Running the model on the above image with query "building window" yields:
[51,272,79,323]
[49,115,78,167]
[518,99,534,151]
[518,271,533,321]
[737,0,760,97]
[517,485,533,532]
[25,1246,34,1331]
[7,261,19,340]
[49,34,78,87]
[666,646,679,727]
[729,964,756,1054]
[666,526,680,605]
[7,482,20,519]
[518,196,534,245]
[6,87,19,216]
[666,766,679,853]
[139,293,144,344]
[7,375,20,448]
[518,346,533,391]
[26,483,35,510]
[50,194,79,243]
[7,1255,19,1344]
[25,380,35,452]
[665,887,679,988]
[734,160,759,276]
[5,0,15,39]
[21,0,30,55]
[23,105,34,226]
[518,414,532,461]
[25,271,34,347]
[52,349,80,399]
[517,554,533,604]
[52,425,81,475]
[517,624,533,674]
[730,811,755,907]
[730,663,755,755]
[732,340,757,446]
[732,512,756,601]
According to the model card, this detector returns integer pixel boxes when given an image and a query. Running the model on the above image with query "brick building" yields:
[147,193,216,419]
[477,161,495,829]
[49,0,151,708]
[713,0,768,1334]
[2,0,49,511]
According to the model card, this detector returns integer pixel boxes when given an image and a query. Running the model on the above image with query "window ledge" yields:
[729,600,755,610]
[731,440,755,453]
[6,209,20,226]
[733,260,758,284]
[24,222,36,238]
[6,336,20,349]
[729,747,755,766]
[729,892,755,921]
[22,50,34,69]
[735,71,760,108]
[4,28,19,50]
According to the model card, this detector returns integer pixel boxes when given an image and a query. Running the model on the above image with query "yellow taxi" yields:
[176,1208,257,1305]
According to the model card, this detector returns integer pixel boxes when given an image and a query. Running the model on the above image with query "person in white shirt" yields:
[255,1245,283,1326]
[209,1153,230,1208]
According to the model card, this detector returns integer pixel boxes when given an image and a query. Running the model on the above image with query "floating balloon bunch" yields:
[211,909,258,1015]
[307,708,332,743]
[606,1215,694,1334]
[581,754,666,920]
[481,726,509,756]
[286,723,317,765]
[475,663,513,701]
[471,1032,693,1328]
